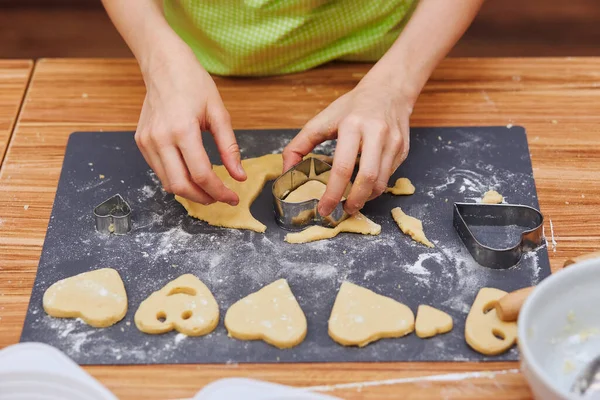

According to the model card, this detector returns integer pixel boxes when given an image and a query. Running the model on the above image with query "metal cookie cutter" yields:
[272,157,351,231]
[453,203,544,269]
[94,194,132,235]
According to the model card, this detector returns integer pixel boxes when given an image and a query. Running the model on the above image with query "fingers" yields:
[369,152,395,202]
[318,121,361,216]
[179,127,239,205]
[158,146,216,205]
[207,103,246,182]
[282,117,334,172]
[145,150,170,190]
[368,130,405,201]
[344,123,385,214]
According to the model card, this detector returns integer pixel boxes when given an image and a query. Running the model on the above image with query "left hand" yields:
[282,76,413,216]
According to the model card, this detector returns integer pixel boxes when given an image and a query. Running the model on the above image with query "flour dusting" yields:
[24,127,549,364]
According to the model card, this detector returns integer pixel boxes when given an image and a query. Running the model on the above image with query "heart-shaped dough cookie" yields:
[134,274,219,336]
[43,268,127,328]
[415,305,453,338]
[328,282,414,347]
[465,287,517,355]
[224,279,307,349]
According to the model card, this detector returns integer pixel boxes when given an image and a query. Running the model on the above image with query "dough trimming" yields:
[391,207,434,248]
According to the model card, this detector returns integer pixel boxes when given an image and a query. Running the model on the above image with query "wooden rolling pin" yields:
[495,250,600,322]
[563,250,600,267]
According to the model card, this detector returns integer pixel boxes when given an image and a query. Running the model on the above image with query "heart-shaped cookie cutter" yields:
[453,203,544,269]
[93,194,132,235]
[272,157,351,231]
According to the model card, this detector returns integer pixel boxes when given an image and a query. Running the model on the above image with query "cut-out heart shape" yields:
[328,282,414,347]
[465,287,517,355]
[135,274,219,336]
[43,268,127,328]
[453,203,544,269]
[415,305,453,338]
[224,279,307,349]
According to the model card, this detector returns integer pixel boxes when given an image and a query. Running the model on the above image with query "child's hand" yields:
[283,76,412,216]
[135,46,246,206]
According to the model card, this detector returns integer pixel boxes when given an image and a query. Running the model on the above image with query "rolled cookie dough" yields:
[328,282,414,347]
[482,190,503,204]
[391,207,434,248]
[386,178,415,195]
[415,305,453,338]
[176,154,283,233]
[135,274,219,336]
[224,279,307,349]
[465,287,517,355]
[43,268,127,328]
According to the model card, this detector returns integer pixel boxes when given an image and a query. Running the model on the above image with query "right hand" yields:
[135,45,246,206]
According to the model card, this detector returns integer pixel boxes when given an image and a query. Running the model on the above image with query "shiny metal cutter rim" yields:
[93,194,132,235]
[453,202,544,269]
[272,157,351,231]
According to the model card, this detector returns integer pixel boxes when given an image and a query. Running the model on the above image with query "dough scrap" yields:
[285,212,381,244]
[415,305,453,338]
[224,279,307,349]
[43,268,127,328]
[465,287,518,355]
[283,179,380,243]
[391,207,434,248]
[176,154,283,233]
[482,190,503,204]
[386,178,415,195]
[134,274,219,336]
[328,282,414,347]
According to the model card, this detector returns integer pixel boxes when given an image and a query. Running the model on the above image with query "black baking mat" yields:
[21,127,551,364]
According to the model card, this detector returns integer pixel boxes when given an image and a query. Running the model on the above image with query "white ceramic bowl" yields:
[519,258,600,400]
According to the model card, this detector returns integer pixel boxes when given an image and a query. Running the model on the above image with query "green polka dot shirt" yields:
[164,0,418,76]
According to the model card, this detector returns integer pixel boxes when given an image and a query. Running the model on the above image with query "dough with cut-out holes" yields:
[224,279,307,349]
[43,268,127,328]
[176,154,283,233]
[386,178,415,195]
[465,287,518,355]
[415,305,453,338]
[482,190,503,204]
[328,282,414,347]
[134,274,219,336]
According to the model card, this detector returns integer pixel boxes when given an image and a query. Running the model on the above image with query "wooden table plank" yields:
[0,60,33,164]
[1,58,600,399]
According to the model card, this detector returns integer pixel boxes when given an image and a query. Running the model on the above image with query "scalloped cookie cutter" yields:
[453,203,544,269]
[93,194,132,235]
[272,157,351,231]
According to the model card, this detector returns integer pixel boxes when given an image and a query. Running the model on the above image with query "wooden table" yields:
[0,60,33,164]
[1,58,600,399]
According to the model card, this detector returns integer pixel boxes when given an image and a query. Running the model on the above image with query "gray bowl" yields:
[519,258,600,399]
